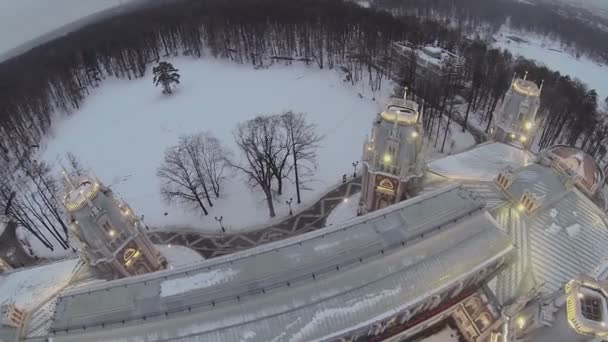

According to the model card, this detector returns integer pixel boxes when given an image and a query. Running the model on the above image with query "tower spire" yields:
[523,71,528,81]
[539,79,544,96]
[403,86,408,100]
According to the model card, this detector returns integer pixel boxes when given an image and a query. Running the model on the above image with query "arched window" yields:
[378,179,394,191]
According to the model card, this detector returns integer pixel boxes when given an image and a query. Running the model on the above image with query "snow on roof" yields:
[491,188,608,302]
[507,163,566,201]
[161,268,238,297]
[423,46,443,54]
[429,142,534,181]
[49,186,513,341]
[0,258,78,310]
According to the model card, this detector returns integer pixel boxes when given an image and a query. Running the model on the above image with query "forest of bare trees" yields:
[0,0,606,252]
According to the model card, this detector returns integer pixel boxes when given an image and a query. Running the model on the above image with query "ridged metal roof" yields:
[428,142,534,181]
[491,188,608,304]
[50,185,513,342]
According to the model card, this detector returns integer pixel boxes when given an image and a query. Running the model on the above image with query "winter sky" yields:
[0,0,130,58]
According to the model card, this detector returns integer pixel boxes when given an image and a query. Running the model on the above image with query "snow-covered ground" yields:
[325,194,360,226]
[0,258,78,310]
[493,27,608,104]
[41,58,393,235]
[155,244,204,269]
[419,326,460,342]
[0,0,134,58]
[425,113,477,161]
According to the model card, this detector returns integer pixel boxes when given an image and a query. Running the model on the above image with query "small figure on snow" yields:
[152,61,180,95]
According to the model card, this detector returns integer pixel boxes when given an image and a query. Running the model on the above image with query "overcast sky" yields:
[0,0,125,56]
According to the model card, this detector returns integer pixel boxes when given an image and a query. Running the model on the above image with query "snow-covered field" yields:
[0,258,78,309]
[42,58,392,235]
[493,27,608,104]
[156,244,204,269]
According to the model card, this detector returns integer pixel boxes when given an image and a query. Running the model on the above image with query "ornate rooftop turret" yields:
[360,89,425,214]
[491,72,542,149]
[63,174,166,280]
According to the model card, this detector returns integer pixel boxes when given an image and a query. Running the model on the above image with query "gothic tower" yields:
[492,72,542,149]
[63,175,166,280]
[359,91,425,214]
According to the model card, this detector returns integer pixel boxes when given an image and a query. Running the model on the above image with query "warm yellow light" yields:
[510,133,516,139]
[524,121,533,130]
[367,146,372,151]
[577,292,584,299]
[411,131,419,138]
[383,154,392,163]
[516,317,526,330]
[109,230,115,237]
[517,203,525,211]
[519,135,527,142]
[343,198,349,203]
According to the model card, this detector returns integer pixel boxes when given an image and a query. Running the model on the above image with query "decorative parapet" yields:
[64,180,100,212]
[565,276,608,338]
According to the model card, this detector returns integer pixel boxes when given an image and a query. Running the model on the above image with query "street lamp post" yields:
[286,198,293,216]
[214,216,225,233]
[352,161,359,178]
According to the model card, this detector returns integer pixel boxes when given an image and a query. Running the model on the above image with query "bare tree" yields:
[266,115,292,196]
[157,145,209,216]
[0,160,70,251]
[232,116,280,218]
[281,111,322,204]
[197,133,232,198]
[181,132,232,200]
[65,152,85,177]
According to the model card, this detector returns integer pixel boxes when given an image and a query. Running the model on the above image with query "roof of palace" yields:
[8,140,608,341]
[49,185,512,342]
[429,142,608,305]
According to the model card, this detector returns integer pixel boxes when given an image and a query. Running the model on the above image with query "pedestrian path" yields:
[148,177,362,259]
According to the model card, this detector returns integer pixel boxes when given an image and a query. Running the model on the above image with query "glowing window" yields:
[378,179,394,191]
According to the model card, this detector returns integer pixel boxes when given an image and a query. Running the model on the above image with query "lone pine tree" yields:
[153,62,180,94]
